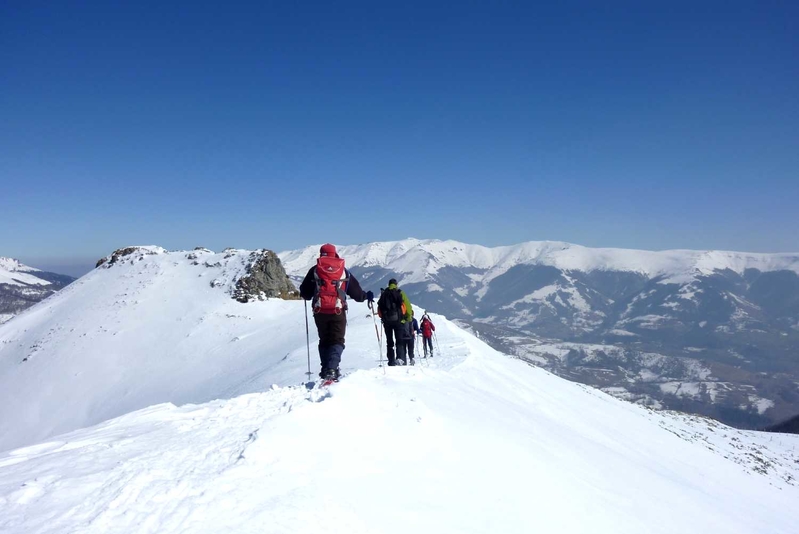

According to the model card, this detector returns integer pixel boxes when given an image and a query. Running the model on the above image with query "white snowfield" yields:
[0,247,317,451]
[279,238,799,285]
[0,257,50,287]
[1,246,798,533]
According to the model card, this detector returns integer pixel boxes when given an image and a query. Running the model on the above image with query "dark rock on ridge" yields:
[234,250,298,302]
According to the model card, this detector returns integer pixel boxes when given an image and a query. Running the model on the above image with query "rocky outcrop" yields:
[96,247,165,268]
[233,250,298,302]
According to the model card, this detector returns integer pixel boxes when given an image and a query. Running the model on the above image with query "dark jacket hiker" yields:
[377,278,413,366]
[400,313,419,364]
[299,243,374,380]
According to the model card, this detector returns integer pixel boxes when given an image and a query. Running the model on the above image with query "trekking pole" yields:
[433,331,441,355]
[304,300,313,382]
[368,301,385,373]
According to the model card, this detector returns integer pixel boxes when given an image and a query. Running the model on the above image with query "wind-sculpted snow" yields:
[1,317,797,533]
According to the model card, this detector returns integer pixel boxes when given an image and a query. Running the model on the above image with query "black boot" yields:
[323,367,340,381]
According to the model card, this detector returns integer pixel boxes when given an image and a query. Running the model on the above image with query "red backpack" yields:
[313,256,349,314]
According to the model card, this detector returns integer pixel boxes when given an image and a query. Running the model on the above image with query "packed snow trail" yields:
[1,318,798,533]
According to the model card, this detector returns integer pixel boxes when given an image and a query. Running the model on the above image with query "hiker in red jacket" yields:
[299,244,374,381]
[420,313,435,358]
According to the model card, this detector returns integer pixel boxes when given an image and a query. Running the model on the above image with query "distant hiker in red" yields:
[377,278,413,366]
[420,313,435,358]
[299,244,374,381]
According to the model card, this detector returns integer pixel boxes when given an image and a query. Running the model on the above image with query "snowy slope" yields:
[279,238,799,286]
[1,315,798,533]
[0,246,333,451]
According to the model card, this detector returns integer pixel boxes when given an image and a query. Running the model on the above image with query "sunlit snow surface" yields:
[1,316,798,533]
[1,248,798,533]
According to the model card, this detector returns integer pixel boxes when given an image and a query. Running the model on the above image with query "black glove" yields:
[366,290,374,303]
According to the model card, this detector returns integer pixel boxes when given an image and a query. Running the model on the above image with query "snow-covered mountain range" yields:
[1,244,798,533]
[0,258,75,324]
[280,239,799,428]
[279,238,799,288]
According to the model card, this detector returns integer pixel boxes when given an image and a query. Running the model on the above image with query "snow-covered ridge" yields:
[0,245,291,451]
[0,257,49,287]
[279,238,799,284]
[0,257,40,273]
[1,313,798,533]
[94,245,252,291]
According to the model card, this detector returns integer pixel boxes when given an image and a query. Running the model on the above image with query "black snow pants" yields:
[383,321,407,365]
[402,322,415,361]
[314,312,346,373]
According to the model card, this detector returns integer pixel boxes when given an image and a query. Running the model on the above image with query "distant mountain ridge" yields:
[0,257,75,324]
[279,239,799,335]
[280,238,799,284]
[766,413,799,434]
[279,239,799,428]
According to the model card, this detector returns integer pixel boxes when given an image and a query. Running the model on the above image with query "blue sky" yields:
[2,1,798,275]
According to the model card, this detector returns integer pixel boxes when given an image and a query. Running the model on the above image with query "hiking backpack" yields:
[313,256,349,314]
[379,288,405,324]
